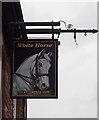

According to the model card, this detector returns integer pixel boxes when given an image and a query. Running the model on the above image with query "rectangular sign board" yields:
[11,39,58,98]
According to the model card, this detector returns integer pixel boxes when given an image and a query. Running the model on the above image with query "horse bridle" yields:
[34,55,49,80]
[15,55,49,87]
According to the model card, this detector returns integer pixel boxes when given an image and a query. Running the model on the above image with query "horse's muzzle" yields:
[41,82,50,90]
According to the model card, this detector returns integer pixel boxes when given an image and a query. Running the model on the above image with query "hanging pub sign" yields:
[11,39,58,98]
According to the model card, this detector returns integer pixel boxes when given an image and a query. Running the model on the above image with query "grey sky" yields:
[20,1,97,118]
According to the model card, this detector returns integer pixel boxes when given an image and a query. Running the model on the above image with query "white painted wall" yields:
[20,1,97,118]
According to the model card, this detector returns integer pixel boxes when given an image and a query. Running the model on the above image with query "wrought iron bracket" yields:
[9,21,98,45]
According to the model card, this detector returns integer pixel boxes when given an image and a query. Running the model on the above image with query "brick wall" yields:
[16,99,27,119]
[2,44,27,119]
[2,2,27,119]
[0,44,2,119]
[2,45,13,119]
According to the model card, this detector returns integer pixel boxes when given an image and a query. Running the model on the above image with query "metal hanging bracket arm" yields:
[9,21,98,45]
[17,28,98,34]
[60,28,98,45]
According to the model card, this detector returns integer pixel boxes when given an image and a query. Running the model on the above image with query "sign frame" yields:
[10,39,58,99]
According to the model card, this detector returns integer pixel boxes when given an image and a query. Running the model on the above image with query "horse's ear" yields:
[48,51,52,58]
[39,49,46,58]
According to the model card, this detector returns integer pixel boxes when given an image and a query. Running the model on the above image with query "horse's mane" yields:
[16,54,37,74]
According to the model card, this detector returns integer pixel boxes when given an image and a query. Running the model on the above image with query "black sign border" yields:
[10,39,58,99]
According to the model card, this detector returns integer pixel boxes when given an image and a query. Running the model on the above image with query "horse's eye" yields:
[39,62,42,67]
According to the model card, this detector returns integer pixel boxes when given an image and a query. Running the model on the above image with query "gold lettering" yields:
[17,43,34,48]
[35,43,52,48]
[17,43,22,47]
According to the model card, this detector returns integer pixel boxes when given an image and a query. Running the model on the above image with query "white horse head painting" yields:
[12,49,52,96]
